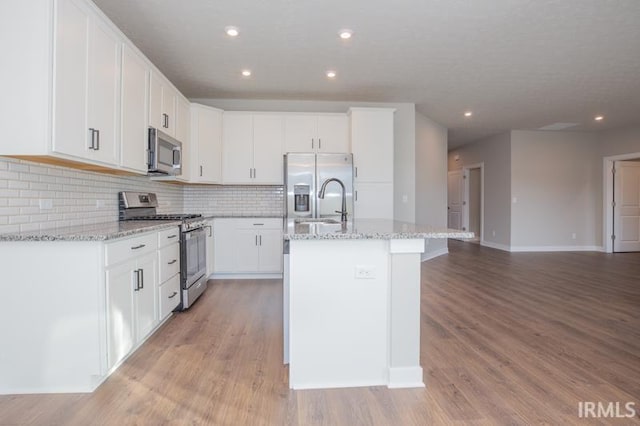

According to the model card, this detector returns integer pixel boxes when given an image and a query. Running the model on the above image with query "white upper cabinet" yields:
[222,112,283,185]
[284,114,348,153]
[1,0,191,175]
[149,71,177,137]
[120,44,149,173]
[53,0,120,166]
[349,108,395,183]
[190,104,222,184]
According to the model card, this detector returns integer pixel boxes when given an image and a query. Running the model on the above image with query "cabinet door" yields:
[354,183,394,220]
[222,113,253,183]
[195,106,222,183]
[213,219,236,273]
[234,229,260,272]
[317,115,348,153]
[351,109,394,182]
[106,261,135,368]
[87,16,120,165]
[162,86,176,137]
[120,44,148,173]
[253,114,284,184]
[206,220,215,277]
[258,229,283,273]
[284,115,316,153]
[149,71,163,130]
[135,252,158,341]
[53,0,89,158]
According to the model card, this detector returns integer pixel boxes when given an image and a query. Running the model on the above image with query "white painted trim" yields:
[421,247,449,261]
[291,380,387,390]
[211,273,283,280]
[389,239,425,254]
[461,162,484,241]
[387,367,425,389]
[510,245,604,253]
[603,151,640,253]
[480,240,511,251]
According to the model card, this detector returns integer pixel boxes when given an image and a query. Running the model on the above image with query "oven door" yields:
[182,227,207,289]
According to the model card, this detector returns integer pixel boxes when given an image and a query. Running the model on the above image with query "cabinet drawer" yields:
[105,232,157,267]
[157,227,180,248]
[159,274,180,319]
[159,243,180,283]
[234,217,283,230]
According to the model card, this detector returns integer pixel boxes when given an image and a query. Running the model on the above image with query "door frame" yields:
[462,163,485,243]
[603,152,640,253]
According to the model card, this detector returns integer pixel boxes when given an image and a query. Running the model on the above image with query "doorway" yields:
[447,171,463,230]
[603,152,640,253]
[463,163,484,242]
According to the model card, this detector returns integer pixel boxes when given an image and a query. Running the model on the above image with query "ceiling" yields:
[93,0,640,148]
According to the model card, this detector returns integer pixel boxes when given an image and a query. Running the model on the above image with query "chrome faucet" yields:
[318,178,348,223]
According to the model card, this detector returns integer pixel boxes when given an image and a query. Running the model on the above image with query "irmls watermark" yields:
[578,401,637,419]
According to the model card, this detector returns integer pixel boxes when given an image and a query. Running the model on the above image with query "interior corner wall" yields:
[448,132,512,248]
[415,112,448,257]
[191,98,416,222]
[510,130,600,249]
[598,125,640,157]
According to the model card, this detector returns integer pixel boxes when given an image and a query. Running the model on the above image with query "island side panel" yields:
[289,239,389,389]
[388,239,425,388]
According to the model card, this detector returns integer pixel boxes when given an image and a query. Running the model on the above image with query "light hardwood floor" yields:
[1,241,639,425]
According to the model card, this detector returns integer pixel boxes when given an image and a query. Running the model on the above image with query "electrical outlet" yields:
[512,197,518,204]
[39,199,53,210]
[96,200,105,208]
[571,233,577,240]
[492,230,496,237]
[355,266,376,279]
[402,194,408,203]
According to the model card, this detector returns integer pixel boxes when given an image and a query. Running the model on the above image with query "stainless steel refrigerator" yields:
[284,153,354,221]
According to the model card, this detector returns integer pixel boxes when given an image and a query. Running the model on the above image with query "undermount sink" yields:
[294,218,341,225]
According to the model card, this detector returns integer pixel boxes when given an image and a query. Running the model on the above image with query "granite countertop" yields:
[0,220,182,242]
[284,218,474,240]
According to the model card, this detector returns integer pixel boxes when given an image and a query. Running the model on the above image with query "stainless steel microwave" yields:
[148,127,182,175]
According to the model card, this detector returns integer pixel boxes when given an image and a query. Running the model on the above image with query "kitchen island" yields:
[283,219,472,390]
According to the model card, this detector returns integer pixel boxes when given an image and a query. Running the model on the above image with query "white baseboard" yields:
[211,272,283,280]
[480,240,511,251]
[510,245,604,253]
[421,247,449,261]
[291,379,387,390]
[387,367,425,389]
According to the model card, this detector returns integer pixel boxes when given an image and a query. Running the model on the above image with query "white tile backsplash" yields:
[0,157,283,234]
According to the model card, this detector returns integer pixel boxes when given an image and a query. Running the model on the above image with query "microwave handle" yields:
[173,146,181,168]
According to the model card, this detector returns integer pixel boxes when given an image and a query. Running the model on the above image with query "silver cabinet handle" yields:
[168,259,178,265]
[134,269,140,291]
[168,291,178,299]
[131,244,146,250]
[88,128,95,150]
[355,167,358,178]
[167,234,178,239]
[319,138,321,150]
[311,138,314,149]
[200,165,203,177]
[259,235,262,246]
[139,268,144,289]
[95,129,100,150]
[255,235,258,246]
[253,168,256,179]
[253,223,264,226]
[355,190,358,202]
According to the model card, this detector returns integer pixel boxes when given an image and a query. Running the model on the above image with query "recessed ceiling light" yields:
[464,111,473,117]
[241,69,251,77]
[339,29,353,39]
[595,115,604,121]
[225,26,239,37]
[326,70,337,79]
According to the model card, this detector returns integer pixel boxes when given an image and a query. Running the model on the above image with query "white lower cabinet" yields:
[157,228,181,320]
[105,235,159,369]
[213,218,283,275]
[159,274,181,320]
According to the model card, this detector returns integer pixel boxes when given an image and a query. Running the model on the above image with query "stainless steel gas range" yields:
[119,191,209,310]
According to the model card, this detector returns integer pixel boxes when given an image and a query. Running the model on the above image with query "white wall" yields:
[598,125,640,157]
[415,112,448,258]
[192,99,417,222]
[510,130,600,249]
[448,132,512,248]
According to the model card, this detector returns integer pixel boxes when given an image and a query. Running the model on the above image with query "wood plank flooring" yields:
[1,241,639,425]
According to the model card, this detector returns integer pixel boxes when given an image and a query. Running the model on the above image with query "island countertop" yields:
[284,218,474,240]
